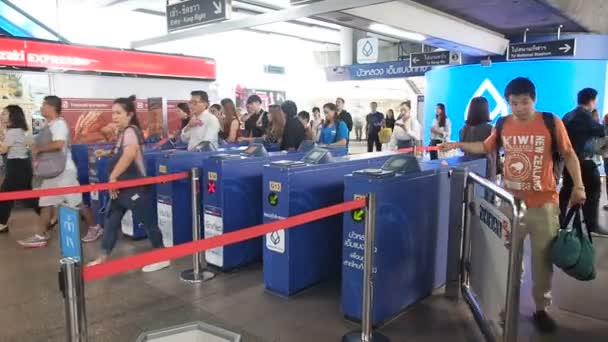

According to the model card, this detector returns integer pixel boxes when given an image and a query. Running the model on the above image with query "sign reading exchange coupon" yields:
[325,60,429,82]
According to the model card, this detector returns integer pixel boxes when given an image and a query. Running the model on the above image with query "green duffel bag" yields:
[551,207,596,281]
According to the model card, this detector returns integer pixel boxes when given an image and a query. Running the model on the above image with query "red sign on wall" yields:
[0,38,216,80]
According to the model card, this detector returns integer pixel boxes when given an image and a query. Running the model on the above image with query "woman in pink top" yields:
[88,96,168,273]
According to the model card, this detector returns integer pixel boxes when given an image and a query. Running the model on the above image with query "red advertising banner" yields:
[0,37,216,79]
[62,98,185,144]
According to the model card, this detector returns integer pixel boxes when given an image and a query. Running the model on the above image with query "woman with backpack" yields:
[459,97,497,180]
[317,103,348,146]
[88,96,167,272]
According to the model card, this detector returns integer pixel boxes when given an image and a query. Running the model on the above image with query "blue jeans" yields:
[101,187,164,255]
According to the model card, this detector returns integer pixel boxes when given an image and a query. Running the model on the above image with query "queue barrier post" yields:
[180,167,215,284]
[342,193,390,342]
[59,257,88,342]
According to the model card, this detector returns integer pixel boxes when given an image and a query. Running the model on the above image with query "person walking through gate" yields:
[88,96,168,272]
[366,102,384,152]
[336,97,353,142]
[560,88,607,235]
[429,103,451,160]
[459,97,497,180]
[19,96,99,248]
[318,103,349,147]
[181,90,220,150]
[388,100,421,150]
[440,77,586,333]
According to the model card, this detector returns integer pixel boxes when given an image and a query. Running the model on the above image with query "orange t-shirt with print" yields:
[484,113,573,208]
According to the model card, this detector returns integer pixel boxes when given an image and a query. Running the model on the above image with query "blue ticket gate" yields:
[202,151,305,270]
[75,144,113,206]
[200,144,347,270]
[341,156,487,325]
[261,149,396,297]
[155,145,252,247]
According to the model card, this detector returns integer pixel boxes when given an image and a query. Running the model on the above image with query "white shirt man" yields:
[181,90,220,150]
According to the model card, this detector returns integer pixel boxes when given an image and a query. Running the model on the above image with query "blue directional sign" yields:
[59,206,81,261]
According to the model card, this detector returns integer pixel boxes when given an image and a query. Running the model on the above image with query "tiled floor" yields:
[1,178,608,341]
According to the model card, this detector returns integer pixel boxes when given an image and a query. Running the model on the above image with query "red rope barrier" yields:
[396,146,439,153]
[0,172,189,202]
[83,198,366,282]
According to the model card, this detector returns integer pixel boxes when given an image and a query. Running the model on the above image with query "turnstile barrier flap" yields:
[211,154,243,160]
[269,160,306,168]
[136,321,241,342]
[352,168,395,178]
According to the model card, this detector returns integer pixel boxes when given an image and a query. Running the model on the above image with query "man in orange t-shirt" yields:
[441,77,586,334]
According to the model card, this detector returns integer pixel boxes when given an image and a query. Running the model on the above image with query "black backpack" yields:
[495,112,562,181]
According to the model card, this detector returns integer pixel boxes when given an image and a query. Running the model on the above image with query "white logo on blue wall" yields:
[465,78,509,123]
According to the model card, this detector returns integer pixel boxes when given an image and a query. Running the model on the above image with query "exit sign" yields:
[264,65,286,75]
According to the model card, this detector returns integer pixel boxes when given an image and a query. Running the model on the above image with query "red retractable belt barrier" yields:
[0,172,189,202]
[397,146,440,153]
[83,199,366,282]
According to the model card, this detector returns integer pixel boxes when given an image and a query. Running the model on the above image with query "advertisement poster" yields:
[62,98,185,144]
[235,85,286,113]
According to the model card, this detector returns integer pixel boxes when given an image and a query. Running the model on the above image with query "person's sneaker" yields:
[533,310,557,334]
[0,224,8,233]
[18,234,50,248]
[142,261,170,273]
[82,225,103,243]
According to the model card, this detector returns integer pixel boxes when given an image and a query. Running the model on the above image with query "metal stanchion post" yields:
[60,258,88,342]
[342,193,390,342]
[181,168,215,283]
[503,199,526,342]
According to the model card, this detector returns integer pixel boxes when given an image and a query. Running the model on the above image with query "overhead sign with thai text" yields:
[508,39,576,60]
[166,0,231,32]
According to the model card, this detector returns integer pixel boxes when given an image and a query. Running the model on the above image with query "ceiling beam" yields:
[542,0,606,33]
[130,0,393,48]
[346,0,509,55]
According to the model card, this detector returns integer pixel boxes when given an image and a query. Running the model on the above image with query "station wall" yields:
[423,60,608,143]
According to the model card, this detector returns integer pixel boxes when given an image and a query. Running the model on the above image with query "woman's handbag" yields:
[379,128,392,144]
[551,206,596,281]
[33,124,67,178]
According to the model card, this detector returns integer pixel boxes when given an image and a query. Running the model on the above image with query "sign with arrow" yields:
[166,0,231,33]
[351,208,366,223]
[268,192,279,206]
[508,38,576,60]
[410,50,461,68]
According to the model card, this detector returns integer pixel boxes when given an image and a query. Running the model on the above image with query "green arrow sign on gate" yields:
[351,208,365,223]
[268,193,279,206]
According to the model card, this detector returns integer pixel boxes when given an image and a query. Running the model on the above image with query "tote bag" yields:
[551,206,596,281]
